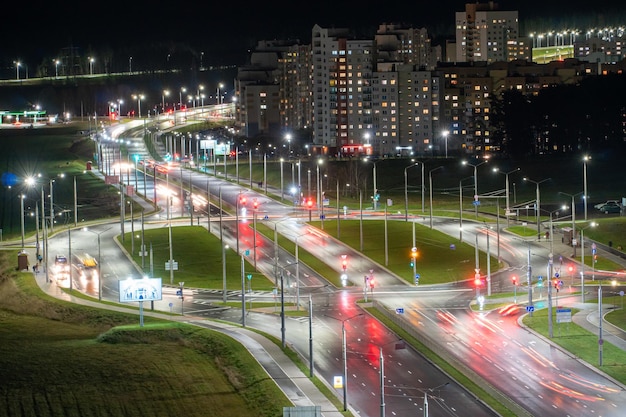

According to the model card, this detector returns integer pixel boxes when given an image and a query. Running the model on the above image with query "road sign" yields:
[395,308,405,314]
[176,289,182,296]
[165,261,179,271]
[556,308,572,323]
[245,249,250,256]
[246,274,252,280]
[526,306,535,312]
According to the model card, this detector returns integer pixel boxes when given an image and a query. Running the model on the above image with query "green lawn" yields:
[0,251,291,417]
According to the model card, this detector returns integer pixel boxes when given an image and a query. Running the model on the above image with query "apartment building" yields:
[235,39,311,138]
[233,2,615,158]
[311,24,375,155]
[454,2,525,63]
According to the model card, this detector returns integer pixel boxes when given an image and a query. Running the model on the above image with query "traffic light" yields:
[239,195,247,205]
[511,276,518,286]
[410,247,418,268]
[369,277,375,289]
[253,198,258,210]
[306,198,314,209]
[474,273,483,287]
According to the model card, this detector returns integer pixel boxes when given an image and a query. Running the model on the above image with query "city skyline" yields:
[4,1,624,66]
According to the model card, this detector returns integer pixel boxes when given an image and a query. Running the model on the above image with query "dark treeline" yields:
[491,74,626,156]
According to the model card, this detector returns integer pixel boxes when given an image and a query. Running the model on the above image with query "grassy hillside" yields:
[0,250,291,417]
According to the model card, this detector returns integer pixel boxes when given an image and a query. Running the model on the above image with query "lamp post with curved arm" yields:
[523,177,551,239]
[404,161,424,221]
[463,159,488,218]
[559,191,584,257]
[363,158,382,210]
[493,167,520,219]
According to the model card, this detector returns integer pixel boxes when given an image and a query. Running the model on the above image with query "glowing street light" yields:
[54,59,60,77]
[523,176,551,239]
[327,313,363,412]
[493,167,520,219]
[88,57,94,75]
[217,82,224,104]
[462,159,488,218]
[442,130,449,158]
[162,90,170,114]
[132,94,145,118]
[404,161,424,221]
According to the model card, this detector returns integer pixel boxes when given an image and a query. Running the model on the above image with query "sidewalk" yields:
[26,248,344,417]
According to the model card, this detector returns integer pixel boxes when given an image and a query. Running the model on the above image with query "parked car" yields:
[598,203,622,214]
[594,200,621,210]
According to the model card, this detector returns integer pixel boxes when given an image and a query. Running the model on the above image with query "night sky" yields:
[5,0,624,66]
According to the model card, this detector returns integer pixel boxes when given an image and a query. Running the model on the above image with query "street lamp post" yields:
[363,158,381,210]
[316,159,324,211]
[442,130,449,158]
[89,57,94,75]
[15,61,20,80]
[404,161,424,221]
[493,167,520,221]
[179,87,186,111]
[459,176,474,242]
[54,59,60,78]
[583,155,591,221]
[162,90,169,115]
[463,159,488,218]
[217,83,224,105]
[19,194,26,248]
[132,94,144,118]
[284,133,292,156]
[83,227,111,301]
[560,191,584,257]
[327,313,363,412]
[280,158,284,202]
[580,222,597,303]
[523,177,551,239]
[429,166,443,229]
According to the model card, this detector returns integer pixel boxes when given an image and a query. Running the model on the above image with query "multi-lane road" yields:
[46,121,626,417]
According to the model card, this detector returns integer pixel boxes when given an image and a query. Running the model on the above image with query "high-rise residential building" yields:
[311,24,375,155]
[235,40,311,138]
[375,23,442,70]
[455,2,521,63]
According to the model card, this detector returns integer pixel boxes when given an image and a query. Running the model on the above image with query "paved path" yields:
[26,261,344,417]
